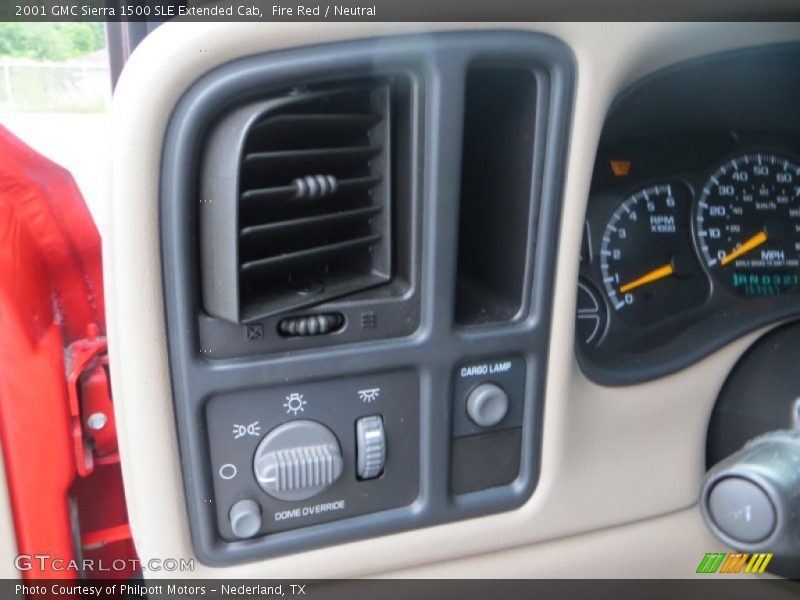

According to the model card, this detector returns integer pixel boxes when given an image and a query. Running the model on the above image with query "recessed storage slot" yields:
[455,67,538,326]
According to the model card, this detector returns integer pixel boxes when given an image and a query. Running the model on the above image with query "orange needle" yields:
[720,231,768,266]
[619,263,674,294]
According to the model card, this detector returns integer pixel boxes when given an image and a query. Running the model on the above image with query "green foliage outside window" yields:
[0,23,106,61]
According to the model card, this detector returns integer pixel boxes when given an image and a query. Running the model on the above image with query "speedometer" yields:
[695,152,800,296]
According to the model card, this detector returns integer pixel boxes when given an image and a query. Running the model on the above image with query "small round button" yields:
[708,477,776,543]
[466,383,508,427]
[229,499,261,539]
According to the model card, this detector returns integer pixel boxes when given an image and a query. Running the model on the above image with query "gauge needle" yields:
[720,231,768,266]
[619,263,675,294]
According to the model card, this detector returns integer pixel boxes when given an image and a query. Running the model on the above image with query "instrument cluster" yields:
[578,132,800,384]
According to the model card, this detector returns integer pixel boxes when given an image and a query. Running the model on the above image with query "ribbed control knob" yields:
[356,415,386,480]
[253,420,343,501]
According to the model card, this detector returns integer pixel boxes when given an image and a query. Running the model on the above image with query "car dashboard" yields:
[9,22,792,581]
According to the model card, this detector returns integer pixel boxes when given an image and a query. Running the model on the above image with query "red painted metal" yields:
[0,125,137,580]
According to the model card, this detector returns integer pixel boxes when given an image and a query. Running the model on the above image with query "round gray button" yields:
[229,499,261,539]
[708,477,776,543]
[466,383,509,427]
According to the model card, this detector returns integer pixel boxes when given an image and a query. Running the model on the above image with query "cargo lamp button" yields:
[466,382,508,427]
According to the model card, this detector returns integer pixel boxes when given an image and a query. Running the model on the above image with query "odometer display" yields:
[695,152,800,296]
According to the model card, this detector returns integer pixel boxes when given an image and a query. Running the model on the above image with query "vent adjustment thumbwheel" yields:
[278,313,344,337]
[253,420,343,501]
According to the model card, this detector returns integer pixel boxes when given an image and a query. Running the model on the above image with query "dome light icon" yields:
[284,393,307,416]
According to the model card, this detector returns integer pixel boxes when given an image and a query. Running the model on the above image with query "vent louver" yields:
[200,83,392,324]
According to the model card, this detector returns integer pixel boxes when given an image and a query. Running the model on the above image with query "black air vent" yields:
[200,83,393,324]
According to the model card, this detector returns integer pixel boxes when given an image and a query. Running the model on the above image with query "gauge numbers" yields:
[695,152,800,297]
[600,184,707,325]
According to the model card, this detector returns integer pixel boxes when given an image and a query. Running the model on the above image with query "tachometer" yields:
[600,183,707,325]
[695,152,800,296]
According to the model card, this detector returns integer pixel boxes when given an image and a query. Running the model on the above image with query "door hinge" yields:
[67,323,118,478]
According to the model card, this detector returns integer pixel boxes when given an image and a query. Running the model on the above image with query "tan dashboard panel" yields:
[383,507,726,578]
[105,22,800,577]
